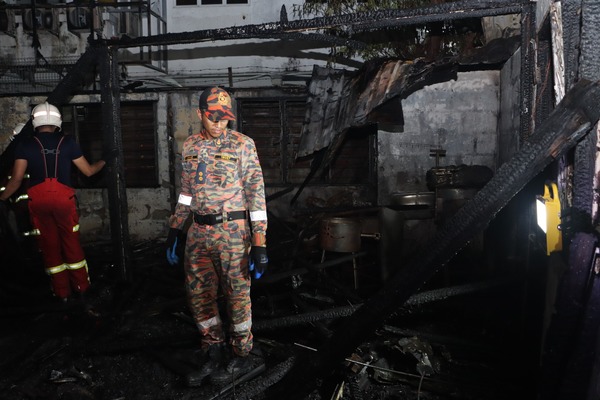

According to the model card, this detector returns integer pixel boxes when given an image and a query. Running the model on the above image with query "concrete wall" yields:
[377,70,500,205]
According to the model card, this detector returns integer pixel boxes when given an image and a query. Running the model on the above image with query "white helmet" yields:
[12,122,26,139]
[31,102,62,129]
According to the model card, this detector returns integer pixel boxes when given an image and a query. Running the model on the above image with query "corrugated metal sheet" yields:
[297,59,458,158]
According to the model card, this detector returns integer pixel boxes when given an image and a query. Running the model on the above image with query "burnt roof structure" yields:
[3,0,600,399]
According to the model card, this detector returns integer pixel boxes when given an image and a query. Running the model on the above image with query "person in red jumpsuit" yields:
[0,102,106,302]
[166,87,269,387]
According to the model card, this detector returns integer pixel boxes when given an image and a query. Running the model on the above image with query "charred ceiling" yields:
[101,0,525,49]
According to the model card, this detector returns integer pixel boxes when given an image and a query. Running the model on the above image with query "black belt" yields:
[193,210,247,225]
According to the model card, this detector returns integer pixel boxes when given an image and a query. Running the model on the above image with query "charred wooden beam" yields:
[254,278,510,332]
[562,1,582,90]
[254,251,368,284]
[538,2,600,398]
[100,0,525,49]
[45,47,99,105]
[254,304,358,332]
[519,1,536,141]
[279,32,368,50]
[98,44,133,282]
[273,79,600,399]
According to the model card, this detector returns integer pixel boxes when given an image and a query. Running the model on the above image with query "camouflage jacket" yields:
[169,128,267,242]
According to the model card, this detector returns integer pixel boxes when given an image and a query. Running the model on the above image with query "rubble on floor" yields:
[0,232,534,399]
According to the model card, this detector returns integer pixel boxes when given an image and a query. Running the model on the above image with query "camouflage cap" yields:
[199,87,236,122]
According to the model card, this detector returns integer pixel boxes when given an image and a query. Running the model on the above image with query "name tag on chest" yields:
[215,154,238,162]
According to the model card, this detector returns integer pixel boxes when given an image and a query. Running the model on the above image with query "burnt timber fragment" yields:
[274,79,600,399]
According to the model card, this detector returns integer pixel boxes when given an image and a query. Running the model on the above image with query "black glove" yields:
[560,207,594,235]
[249,246,268,279]
[166,228,182,266]
[0,199,8,219]
[0,199,10,237]
[102,147,118,162]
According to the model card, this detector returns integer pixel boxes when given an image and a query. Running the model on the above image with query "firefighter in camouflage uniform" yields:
[166,87,268,387]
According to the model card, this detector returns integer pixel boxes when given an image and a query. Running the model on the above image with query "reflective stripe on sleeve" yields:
[249,210,267,221]
[178,194,192,206]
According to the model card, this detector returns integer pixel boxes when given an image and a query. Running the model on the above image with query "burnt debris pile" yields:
[0,214,532,399]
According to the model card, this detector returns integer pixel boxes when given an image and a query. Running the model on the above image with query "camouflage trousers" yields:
[184,219,253,356]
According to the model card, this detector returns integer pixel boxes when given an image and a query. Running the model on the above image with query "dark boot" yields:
[210,354,254,385]
[186,344,226,387]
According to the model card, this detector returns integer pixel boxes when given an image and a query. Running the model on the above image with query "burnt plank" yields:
[273,79,600,399]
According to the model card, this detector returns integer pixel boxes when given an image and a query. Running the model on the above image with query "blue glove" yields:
[250,246,268,279]
[166,228,182,266]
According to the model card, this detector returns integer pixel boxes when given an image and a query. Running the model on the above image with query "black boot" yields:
[186,344,226,387]
[210,354,255,385]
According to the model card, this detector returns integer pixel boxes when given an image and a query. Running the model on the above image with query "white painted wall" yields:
[124,0,353,86]
[167,0,290,29]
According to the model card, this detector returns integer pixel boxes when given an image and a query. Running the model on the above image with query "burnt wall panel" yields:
[238,98,315,186]
[74,102,158,188]
[579,0,600,81]
[562,0,582,89]
[238,100,283,184]
[328,127,372,184]
[285,100,311,184]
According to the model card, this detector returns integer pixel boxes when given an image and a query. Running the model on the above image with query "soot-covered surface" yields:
[0,232,538,400]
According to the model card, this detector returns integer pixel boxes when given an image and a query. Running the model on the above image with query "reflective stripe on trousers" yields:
[45,259,88,275]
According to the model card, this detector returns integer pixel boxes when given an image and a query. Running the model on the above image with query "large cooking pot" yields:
[320,217,362,253]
